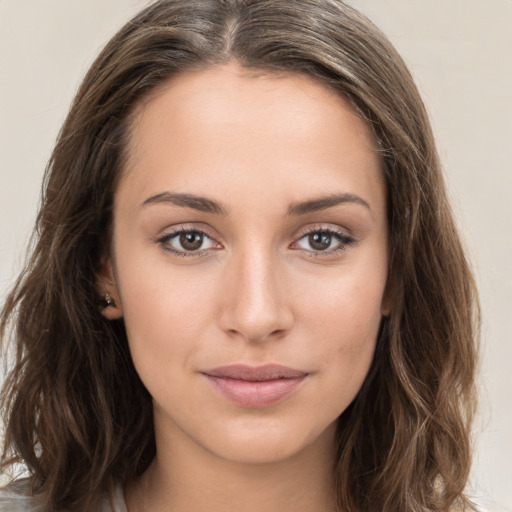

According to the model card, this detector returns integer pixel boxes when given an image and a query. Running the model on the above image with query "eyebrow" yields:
[287,193,370,215]
[141,191,370,216]
[142,192,228,215]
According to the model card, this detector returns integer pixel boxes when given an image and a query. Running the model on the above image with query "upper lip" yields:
[202,364,308,382]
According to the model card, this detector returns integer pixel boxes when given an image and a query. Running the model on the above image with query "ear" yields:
[381,280,392,317]
[97,257,123,320]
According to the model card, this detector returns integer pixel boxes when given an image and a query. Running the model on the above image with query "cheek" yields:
[114,251,219,374]
[300,266,385,377]
[305,271,385,337]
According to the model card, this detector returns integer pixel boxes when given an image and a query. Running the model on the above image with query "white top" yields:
[0,480,127,512]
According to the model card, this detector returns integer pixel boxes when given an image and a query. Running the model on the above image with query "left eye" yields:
[295,230,351,252]
[163,230,216,253]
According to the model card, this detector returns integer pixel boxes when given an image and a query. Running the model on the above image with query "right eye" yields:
[158,229,220,257]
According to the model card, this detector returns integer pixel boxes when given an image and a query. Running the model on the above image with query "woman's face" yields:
[105,62,389,464]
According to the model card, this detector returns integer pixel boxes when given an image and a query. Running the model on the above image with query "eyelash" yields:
[156,226,355,258]
[291,227,355,257]
[157,227,220,258]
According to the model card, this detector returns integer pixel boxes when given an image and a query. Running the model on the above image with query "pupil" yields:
[309,232,331,251]
[180,231,203,251]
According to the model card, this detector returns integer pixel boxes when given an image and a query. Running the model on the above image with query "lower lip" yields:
[203,375,306,407]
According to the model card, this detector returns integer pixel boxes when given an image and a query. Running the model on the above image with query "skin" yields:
[101,61,389,512]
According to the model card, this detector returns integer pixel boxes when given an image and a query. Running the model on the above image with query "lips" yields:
[202,364,308,407]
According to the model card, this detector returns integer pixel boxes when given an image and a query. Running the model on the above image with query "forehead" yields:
[119,61,384,211]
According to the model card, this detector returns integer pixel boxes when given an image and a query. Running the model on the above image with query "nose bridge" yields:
[220,243,293,342]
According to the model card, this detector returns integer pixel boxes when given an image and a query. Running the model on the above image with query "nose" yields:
[218,248,294,343]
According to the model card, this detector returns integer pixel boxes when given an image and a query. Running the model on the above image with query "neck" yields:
[126,418,339,512]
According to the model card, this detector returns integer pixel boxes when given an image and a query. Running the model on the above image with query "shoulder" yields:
[0,479,127,512]
[101,485,128,512]
[0,479,41,512]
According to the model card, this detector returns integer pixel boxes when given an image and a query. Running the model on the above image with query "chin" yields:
[196,416,337,465]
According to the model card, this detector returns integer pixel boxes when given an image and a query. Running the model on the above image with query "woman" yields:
[0,0,479,511]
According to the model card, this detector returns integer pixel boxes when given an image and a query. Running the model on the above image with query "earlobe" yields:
[97,258,123,319]
[102,290,123,320]
[102,300,123,320]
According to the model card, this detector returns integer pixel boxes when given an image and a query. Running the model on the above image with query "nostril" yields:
[217,263,295,342]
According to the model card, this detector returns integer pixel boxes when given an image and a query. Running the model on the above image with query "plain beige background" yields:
[1,1,511,510]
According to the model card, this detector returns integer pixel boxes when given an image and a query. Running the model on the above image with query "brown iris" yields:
[308,232,332,251]
[179,231,204,251]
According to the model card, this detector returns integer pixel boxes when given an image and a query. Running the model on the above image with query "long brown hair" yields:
[1,1,479,510]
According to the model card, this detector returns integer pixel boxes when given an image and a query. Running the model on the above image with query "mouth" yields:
[201,364,309,407]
